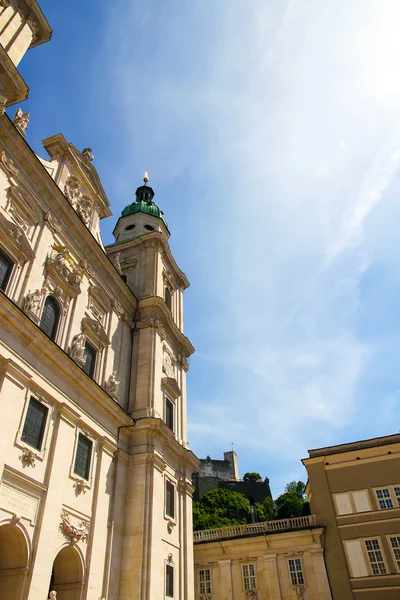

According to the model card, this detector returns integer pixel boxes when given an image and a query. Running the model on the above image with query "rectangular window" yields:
[242,564,256,590]
[390,536,400,571]
[21,397,48,450]
[73,433,92,480]
[365,539,387,575]
[166,480,175,519]
[394,487,400,507]
[288,558,305,586]
[0,249,13,292]
[199,569,211,595]
[165,398,174,431]
[166,564,174,598]
[376,488,394,509]
[82,341,96,378]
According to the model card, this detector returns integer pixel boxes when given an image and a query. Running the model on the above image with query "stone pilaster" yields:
[263,554,281,599]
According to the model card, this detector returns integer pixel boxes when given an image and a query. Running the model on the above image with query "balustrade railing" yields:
[193,514,318,543]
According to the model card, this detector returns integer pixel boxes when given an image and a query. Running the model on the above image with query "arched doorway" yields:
[49,546,83,600]
[0,524,28,600]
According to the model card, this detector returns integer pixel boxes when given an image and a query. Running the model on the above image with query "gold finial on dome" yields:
[143,171,149,184]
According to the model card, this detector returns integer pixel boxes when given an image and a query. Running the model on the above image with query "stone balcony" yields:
[193,514,319,543]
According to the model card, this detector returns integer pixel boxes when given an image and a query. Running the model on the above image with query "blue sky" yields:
[16,0,400,496]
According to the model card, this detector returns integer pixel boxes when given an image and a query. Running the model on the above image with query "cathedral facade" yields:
[0,2,198,599]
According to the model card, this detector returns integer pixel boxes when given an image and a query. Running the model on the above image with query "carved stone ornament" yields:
[0,150,19,177]
[20,447,37,467]
[291,584,307,598]
[49,592,57,600]
[112,298,125,320]
[176,352,189,372]
[82,316,110,348]
[45,245,82,297]
[13,108,29,136]
[245,591,257,598]
[79,259,95,279]
[82,147,94,163]
[77,194,93,226]
[59,510,89,543]
[73,479,87,495]
[136,317,166,340]
[162,347,175,378]
[0,94,7,116]
[64,175,82,207]
[200,595,214,600]
[113,252,123,274]
[42,276,71,318]
[167,553,173,563]
[104,371,120,400]
[69,332,86,366]
[24,289,42,321]
[167,519,175,534]
[44,211,61,233]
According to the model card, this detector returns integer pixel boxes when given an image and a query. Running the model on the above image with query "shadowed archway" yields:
[49,546,84,600]
[0,524,28,600]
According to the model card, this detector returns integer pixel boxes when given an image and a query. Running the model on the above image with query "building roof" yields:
[121,183,168,228]
[306,432,400,459]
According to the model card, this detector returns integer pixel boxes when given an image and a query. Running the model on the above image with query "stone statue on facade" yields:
[24,289,42,317]
[105,371,120,399]
[13,108,29,135]
[69,332,85,363]
[113,252,122,274]
[49,592,57,600]
[82,147,94,163]
[64,176,82,206]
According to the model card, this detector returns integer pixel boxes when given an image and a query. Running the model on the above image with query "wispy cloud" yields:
[104,0,400,494]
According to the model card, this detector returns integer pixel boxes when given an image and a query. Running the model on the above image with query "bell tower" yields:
[106,175,197,600]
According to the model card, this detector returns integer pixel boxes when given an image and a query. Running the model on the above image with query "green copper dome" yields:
[121,182,168,228]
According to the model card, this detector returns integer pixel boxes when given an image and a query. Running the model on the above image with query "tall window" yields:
[73,433,92,480]
[365,539,387,575]
[242,564,256,590]
[199,569,211,595]
[390,537,400,571]
[82,341,97,378]
[39,296,60,340]
[165,287,172,311]
[288,558,305,586]
[165,398,174,431]
[166,480,175,519]
[166,564,174,598]
[0,249,13,292]
[21,397,48,450]
[376,488,393,509]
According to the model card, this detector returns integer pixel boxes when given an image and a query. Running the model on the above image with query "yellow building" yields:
[0,2,198,599]
[193,516,332,600]
[303,433,400,600]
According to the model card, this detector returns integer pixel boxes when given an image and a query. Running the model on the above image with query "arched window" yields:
[39,296,60,341]
[165,287,172,311]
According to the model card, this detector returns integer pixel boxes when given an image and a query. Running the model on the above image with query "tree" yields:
[254,496,277,522]
[243,472,262,482]
[284,480,306,499]
[193,488,250,531]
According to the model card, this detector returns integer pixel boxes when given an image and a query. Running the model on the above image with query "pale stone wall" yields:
[194,527,332,600]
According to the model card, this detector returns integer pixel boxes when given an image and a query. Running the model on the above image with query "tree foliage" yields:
[193,488,250,531]
[243,472,263,482]
[284,480,306,499]
[254,496,277,522]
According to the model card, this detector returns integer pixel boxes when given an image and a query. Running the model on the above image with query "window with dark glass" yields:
[165,398,174,431]
[39,296,60,340]
[166,480,175,518]
[73,433,92,480]
[165,287,172,311]
[0,249,13,292]
[82,341,96,378]
[166,564,174,598]
[21,397,48,450]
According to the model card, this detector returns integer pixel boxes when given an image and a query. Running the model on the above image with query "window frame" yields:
[363,538,388,576]
[0,246,14,293]
[388,535,400,573]
[242,563,256,591]
[15,391,52,461]
[373,485,400,510]
[82,340,98,379]
[69,427,95,490]
[165,478,176,521]
[198,568,211,595]
[165,395,175,432]
[39,295,61,341]
[166,563,174,598]
[288,557,305,586]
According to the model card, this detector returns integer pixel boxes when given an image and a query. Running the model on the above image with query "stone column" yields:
[263,554,281,600]
[310,548,332,599]
[218,559,233,600]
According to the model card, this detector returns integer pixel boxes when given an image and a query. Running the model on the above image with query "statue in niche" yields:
[69,332,85,362]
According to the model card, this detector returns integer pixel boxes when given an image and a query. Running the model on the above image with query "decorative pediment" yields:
[0,212,34,264]
[6,185,43,231]
[161,377,181,400]
[82,317,110,348]
[45,246,82,297]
